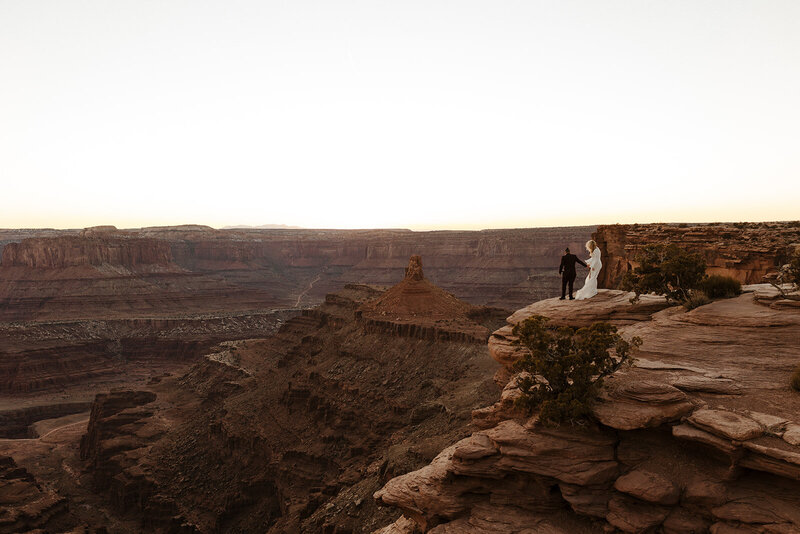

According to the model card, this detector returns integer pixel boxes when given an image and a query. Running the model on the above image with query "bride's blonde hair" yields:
[586,240,597,252]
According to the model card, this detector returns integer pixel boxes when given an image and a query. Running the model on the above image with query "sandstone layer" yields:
[593,221,800,289]
[375,288,800,533]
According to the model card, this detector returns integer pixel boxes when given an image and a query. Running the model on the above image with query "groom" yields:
[558,247,587,300]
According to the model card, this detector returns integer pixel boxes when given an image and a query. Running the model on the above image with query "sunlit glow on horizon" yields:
[2,1,799,231]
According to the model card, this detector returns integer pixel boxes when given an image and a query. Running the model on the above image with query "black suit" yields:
[559,253,587,299]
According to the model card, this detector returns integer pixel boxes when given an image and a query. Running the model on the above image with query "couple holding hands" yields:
[558,240,602,301]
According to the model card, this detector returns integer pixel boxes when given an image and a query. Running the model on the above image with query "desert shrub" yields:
[511,315,642,426]
[621,243,707,303]
[788,250,800,286]
[699,275,742,299]
[768,249,800,297]
[683,290,711,310]
[791,365,800,392]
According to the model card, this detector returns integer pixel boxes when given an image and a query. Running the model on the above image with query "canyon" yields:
[1,221,799,533]
[0,225,591,440]
[1,258,512,533]
[1,224,595,321]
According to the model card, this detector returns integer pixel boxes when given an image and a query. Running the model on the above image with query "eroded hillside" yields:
[0,259,511,533]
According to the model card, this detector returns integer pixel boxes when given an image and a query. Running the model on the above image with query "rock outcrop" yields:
[358,256,501,343]
[77,389,187,528]
[488,289,670,368]
[375,290,800,533]
[593,222,800,289]
[0,455,74,533]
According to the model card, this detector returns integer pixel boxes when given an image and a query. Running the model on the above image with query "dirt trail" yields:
[294,273,322,308]
[0,418,89,443]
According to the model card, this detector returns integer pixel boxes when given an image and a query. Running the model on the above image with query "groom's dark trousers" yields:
[559,253,587,299]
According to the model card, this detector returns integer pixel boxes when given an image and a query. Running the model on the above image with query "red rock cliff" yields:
[1,235,174,269]
[593,222,800,289]
[375,289,800,533]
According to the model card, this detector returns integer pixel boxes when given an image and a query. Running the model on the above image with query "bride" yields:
[575,240,602,300]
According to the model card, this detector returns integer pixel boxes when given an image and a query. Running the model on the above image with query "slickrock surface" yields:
[593,221,800,289]
[488,289,670,367]
[375,289,800,533]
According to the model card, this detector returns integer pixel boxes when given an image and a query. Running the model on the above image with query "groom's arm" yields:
[577,258,587,268]
[558,256,565,274]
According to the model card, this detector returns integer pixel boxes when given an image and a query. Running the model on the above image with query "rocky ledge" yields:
[374,288,800,533]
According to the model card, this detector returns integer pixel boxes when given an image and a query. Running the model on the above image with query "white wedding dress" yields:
[575,248,602,300]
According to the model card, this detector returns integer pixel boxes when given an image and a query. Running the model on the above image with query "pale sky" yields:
[1,1,798,230]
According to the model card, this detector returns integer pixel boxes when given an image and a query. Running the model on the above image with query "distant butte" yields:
[357,255,499,343]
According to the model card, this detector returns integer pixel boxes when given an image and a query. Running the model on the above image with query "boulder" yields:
[782,424,800,446]
[747,412,788,433]
[711,488,800,528]
[672,424,740,456]
[559,483,611,518]
[455,420,618,486]
[372,516,420,534]
[470,373,530,429]
[373,444,482,527]
[662,508,711,534]
[487,325,522,368]
[606,494,670,533]
[739,442,800,480]
[688,409,763,441]
[671,375,742,395]
[683,478,728,507]
[613,470,680,505]
[592,380,694,430]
